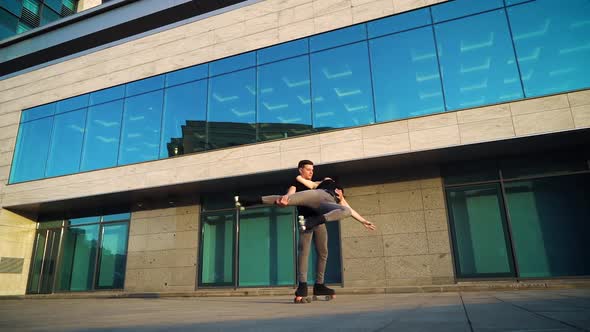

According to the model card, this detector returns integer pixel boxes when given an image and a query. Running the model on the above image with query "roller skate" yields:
[293,282,311,303]
[312,283,335,301]
[298,214,327,231]
[234,195,260,211]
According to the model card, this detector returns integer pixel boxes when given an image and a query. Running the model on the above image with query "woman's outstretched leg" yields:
[299,203,351,231]
[236,190,331,209]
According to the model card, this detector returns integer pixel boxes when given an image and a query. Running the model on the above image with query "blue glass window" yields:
[310,24,367,52]
[370,27,444,122]
[118,90,163,165]
[21,103,55,122]
[43,0,62,13]
[367,8,431,39]
[508,0,590,97]
[257,55,313,141]
[207,69,256,148]
[40,5,60,25]
[90,85,125,106]
[102,213,131,222]
[80,100,123,172]
[257,39,309,65]
[310,42,375,129]
[435,10,523,110]
[160,80,208,158]
[45,108,87,177]
[56,94,89,114]
[431,0,504,23]
[125,75,165,97]
[0,8,18,40]
[505,0,530,5]
[10,117,53,183]
[165,64,208,87]
[1,1,22,16]
[209,52,256,76]
[68,216,100,226]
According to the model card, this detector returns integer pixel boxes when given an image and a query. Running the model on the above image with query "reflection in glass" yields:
[435,10,523,110]
[67,216,100,226]
[257,56,313,141]
[310,42,375,130]
[161,80,208,158]
[209,52,256,76]
[21,103,55,122]
[102,213,131,222]
[40,5,60,25]
[431,0,504,23]
[508,0,590,97]
[200,211,235,285]
[10,117,53,183]
[89,85,125,106]
[310,24,366,52]
[118,90,164,165]
[45,108,87,177]
[0,9,18,40]
[97,223,129,289]
[367,8,431,38]
[370,27,444,122]
[80,100,123,171]
[27,232,47,293]
[258,39,309,65]
[56,94,89,114]
[166,64,208,87]
[125,75,165,97]
[207,69,256,149]
[57,225,99,291]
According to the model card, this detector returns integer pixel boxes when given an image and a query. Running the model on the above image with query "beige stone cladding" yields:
[125,205,200,292]
[339,167,453,288]
[0,210,36,295]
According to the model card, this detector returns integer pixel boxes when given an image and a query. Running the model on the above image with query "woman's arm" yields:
[296,175,319,189]
[337,192,376,230]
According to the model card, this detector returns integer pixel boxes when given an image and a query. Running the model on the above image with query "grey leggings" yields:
[298,223,328,284]
[261,190,352,222]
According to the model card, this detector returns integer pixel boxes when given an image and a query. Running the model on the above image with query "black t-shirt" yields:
[291,179,317,217]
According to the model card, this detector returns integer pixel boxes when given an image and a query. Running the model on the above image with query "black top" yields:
[291,179,316,217]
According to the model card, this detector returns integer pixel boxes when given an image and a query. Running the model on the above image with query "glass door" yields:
[27,228,62,294]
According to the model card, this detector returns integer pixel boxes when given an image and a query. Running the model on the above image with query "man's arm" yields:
[296,175,320,189]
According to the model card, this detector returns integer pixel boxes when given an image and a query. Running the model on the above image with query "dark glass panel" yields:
[118,90,164,165]
[21,103,55,122]
[310,42,375,130]
[9,117,53,183]
[96,223,129,289]
[310,24,366,52]
[0,8,18,40]
[43,0,61,13]
[505,0,530,5]
[80,99,123,171]
[38,220,63,229]
[89,85,125,106]
[446,184,515,277]
[367,8,431,38]
[370,26,444,122]
[102,213,131,222]
[257,55,313,141]
[165,64,208,87]
[257,38,309,65]
[45,108,86,177]
[1,1,23,16]
[160,80,207,158]
[67,216,100,226]
[442,160,500,186]
[57,224,99,291]
[27,231,46,293]
[125,75,165,97]
[56,94,88,114]
[431,0,504,23]
[435,10,523,110]
[200,211,235,285]
[508,0,590,97]
[40,4,59,25]
[209,51,256,76]
[501,154,589,179]
[207,68,256,149]
[505,174,590,277]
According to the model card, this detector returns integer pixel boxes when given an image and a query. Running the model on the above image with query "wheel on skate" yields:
[234,196,245,211]
[294,296,311,303]
[298,215,306,231]
[312,295,335,301]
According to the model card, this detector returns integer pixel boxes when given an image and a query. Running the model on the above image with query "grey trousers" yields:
[261,190,351,222]
[298,223,328,284]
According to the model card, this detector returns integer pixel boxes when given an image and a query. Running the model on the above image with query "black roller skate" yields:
[312,283,335,301]
[234,195,261,211]
[293,282,311,303]
[297,215,327,231]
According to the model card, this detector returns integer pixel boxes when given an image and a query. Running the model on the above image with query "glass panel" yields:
[207,68,256,149]
[40,4,60,25]
[505,174,590,277]
[310,24,366,52]
[56,94,88,114]
[21,103,55,122]
[505,0,530,5]
[23,0,39,14]
[118,90,164,165]
[89,85,125,106]
[80,99,123,171]
[238,207,295,286]
[39,230,60,293]
[446,184,515,277]
[501,154,589,179]
[43,0,62,13]
[165,64,208,87]
[125,75,165,97]
[508,0,590,97]
[96,223,129,289]
[9,117,53,183]
[38,220,63,229]
[209,52,256,76]
[28,231,47,293]
[102,213,131,222]
[56,224,99,291]
[370,26,444,122]
[442,160,500,186]
[200,211,235,285]
[16,21,31,34]
[45,108,86,177]
[201,192,235,211]
[1,1,23,16]
[257,39,309,65]
[435,10,523,110]
[67,216,100,226]
[431,0,504,23]
[310,42,375,130]
[257,55,313,141]
[304,221,343,284]
[367,8,431,38]
[160,80,208,158]
[0,8,18,40]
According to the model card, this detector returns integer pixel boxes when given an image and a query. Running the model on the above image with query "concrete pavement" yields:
[1,289,589,331]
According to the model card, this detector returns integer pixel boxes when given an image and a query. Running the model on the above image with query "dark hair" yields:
[298,160,314,168]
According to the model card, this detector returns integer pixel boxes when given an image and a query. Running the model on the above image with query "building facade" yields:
[0,0,589,296]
